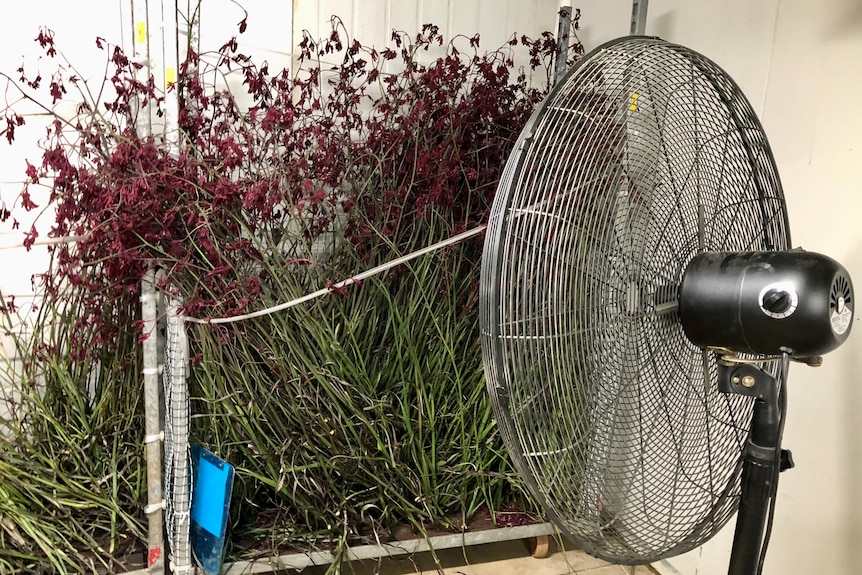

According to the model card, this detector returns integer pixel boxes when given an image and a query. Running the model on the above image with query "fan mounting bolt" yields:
[730,374,757,388]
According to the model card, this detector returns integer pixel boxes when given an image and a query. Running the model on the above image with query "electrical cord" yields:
[184,225,487,324]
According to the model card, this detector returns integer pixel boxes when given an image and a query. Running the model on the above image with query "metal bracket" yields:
[717,360,776,400]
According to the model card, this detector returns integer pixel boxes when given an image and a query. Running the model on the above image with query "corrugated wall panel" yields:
[294,0,561,55]
[352,0,389,48]
[387,0,420,36]
[292,0,563,87]
[417,0,450,33]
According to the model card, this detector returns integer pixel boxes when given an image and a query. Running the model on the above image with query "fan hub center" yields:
[625,281,642,314]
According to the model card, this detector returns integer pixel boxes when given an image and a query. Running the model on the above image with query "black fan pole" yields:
[725,357,788,575]
[728,396,779,573]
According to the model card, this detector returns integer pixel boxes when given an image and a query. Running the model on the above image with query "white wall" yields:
[0,3,125,417]
[0,5,111,299]
[575,1,862,573]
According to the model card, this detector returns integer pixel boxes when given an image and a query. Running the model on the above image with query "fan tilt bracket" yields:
[715,354,790,464]
[716,357,776,402]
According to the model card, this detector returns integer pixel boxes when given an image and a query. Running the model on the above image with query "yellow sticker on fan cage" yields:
[629,93,639,111]
[136,22,147,45]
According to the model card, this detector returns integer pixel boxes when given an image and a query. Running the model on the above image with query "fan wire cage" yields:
[480,37,790,564]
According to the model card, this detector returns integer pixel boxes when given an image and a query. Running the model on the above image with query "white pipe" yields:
[159,0,193,570]
[184,225,488,325]
[121,522,559,575]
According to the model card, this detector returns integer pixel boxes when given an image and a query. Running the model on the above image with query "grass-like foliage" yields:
[0,9,582,573]
[0,271,146,573]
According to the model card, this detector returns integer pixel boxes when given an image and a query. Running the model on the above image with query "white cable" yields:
[184,225,487,325]
[0,234,88,250]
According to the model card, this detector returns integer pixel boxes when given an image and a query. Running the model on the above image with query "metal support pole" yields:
[162,0,181,155]
[630,0,649,36]
[554,1,572,86]
[132,0,154,139]
[160,1,194,572]
[142,269,166,574]
[131,2,165,571]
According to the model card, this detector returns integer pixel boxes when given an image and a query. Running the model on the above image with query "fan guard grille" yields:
[480,37,790,564]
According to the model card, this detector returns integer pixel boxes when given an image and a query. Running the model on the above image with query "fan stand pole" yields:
[721,356,788,575]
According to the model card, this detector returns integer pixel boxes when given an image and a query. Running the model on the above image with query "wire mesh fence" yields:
[163,292,192,572]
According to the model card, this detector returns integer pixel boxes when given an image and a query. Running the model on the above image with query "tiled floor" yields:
[303,539,658,575]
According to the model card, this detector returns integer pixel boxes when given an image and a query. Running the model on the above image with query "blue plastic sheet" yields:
[190,445,234,575]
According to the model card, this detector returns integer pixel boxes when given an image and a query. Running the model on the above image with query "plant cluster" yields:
[0,9,582,573]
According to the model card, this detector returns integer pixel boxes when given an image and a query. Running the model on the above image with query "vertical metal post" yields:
[160,1,194,573]
[142,269,166,574]
[132,0,154,139]
[132,1,165,573]
[631,0,649,36]
[554,1,572,86]
[165,293,192,573]
[178,0,201,139]
[163,0,181,156]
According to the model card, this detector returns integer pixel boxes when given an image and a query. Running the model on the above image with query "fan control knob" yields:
[762,289,792,314]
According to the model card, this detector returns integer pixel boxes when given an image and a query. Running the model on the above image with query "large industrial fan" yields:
[479,37,853,574]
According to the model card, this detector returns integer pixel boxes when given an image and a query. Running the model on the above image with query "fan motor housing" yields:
[678,250,854,357]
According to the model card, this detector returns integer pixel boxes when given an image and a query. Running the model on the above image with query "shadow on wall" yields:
[823,0,862,40]
[841,241,862,570]
[649,9,676,39]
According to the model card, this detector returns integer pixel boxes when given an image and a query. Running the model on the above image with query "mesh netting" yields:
[163,294,192,572]
[479,37,789,564]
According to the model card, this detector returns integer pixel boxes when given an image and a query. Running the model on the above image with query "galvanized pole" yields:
[132,0,154,139]
[141,269,165,575]
[553,1,572,86]
[163,0,181,157]
[631,0,649,35]
[131,0,166,573]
